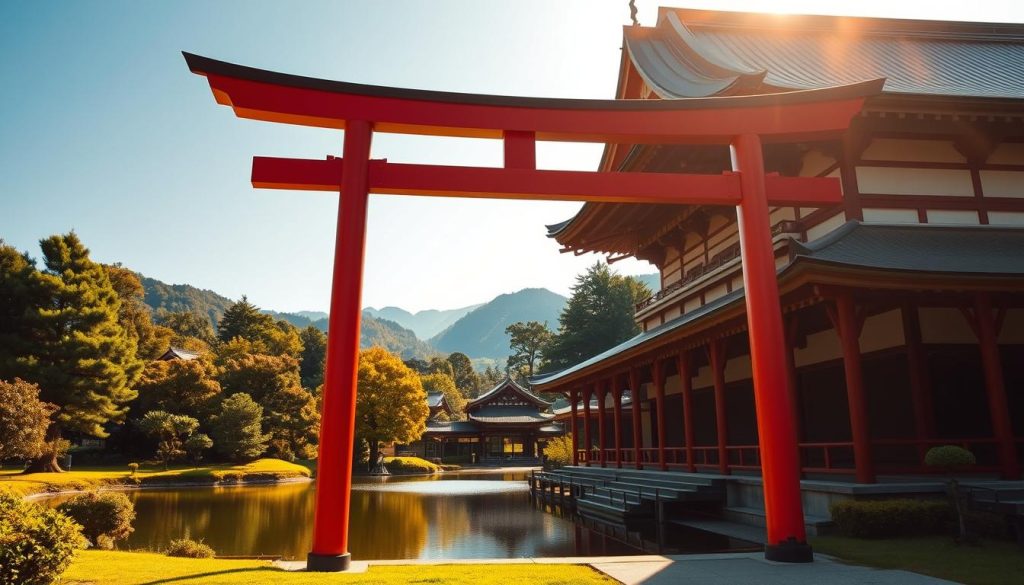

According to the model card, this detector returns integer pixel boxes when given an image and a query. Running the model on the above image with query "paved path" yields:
[277,553,958,584]
[588,553,958,585]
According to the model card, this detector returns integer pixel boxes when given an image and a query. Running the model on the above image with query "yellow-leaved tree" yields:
[356,347,429,464]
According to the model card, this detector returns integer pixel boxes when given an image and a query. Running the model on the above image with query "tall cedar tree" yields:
[217,297,301,357]
[156,310,217,349]
[298,325,327,389]
[419,372,466,420]
[356,347,429,464]
[14,234,144,472]
[0,379,57,461]
[542,262,651,372]
[446,352,481,398]
[104,265,173,361]
[505,321,554,379]
[0,242,37,375]
[211,392,270,462]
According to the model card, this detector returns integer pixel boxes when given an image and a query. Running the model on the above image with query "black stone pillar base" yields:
[764,538,813,563]
[306,552,351,572]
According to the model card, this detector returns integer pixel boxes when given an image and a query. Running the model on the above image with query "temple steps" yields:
[530,466,726,522]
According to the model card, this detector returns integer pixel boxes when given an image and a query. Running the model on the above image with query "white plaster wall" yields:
[988,211,1024,226]
[684,296,702,313]
[708,231,740,259]
[724,354,753,383]
[664,374,682,397]
[799,150,838,177]
[980,170,1024,198]
[926,209,981,225]
[860,309,906,353]
[771,207,798,223]
[862,208,920,223]
[999,309,1024,344]
[692,364,713,390]
[806,212,847,241]
[856,167,974,196]
[663,305,681,322]
[986,143,1024,165]
[644,316,660,331]
[861,139,965,163]
[919,308,976,344]
[705,282,729,303]
[794,327,843,368]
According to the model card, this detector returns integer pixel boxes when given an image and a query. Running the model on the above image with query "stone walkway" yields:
[277,553,958,584]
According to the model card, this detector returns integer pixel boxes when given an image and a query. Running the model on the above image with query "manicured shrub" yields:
[830,498,949,538]
[383,456,440,474]
[56,491,135,549]
[543,436,573,469]
[0,489,83,585]
[925,445,976,469]
[165,537,215,558]
[127,462,139,475]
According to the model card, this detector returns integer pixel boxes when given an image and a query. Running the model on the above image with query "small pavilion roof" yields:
[157,347,201,361]
[467,375,553,409]
[426,392,446,409]
[534,222,1024,389]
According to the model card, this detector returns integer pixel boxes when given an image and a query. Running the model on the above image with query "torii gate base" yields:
[184,52,881,570]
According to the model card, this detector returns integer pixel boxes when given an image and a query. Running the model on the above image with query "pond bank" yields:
[1,458,311,498]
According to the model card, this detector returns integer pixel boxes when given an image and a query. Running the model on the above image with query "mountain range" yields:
[136,271,659,364]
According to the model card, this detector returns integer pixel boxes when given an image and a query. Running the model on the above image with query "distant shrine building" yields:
[535,8,1024,522]
[402,377,563,463]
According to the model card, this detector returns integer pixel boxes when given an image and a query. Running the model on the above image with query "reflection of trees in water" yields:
[349,490,427,559]
[124,483,315,558]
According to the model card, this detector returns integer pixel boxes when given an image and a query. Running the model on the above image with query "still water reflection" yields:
[46,472,749,560]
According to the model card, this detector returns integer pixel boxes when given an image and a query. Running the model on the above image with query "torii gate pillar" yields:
[183,51,881,570]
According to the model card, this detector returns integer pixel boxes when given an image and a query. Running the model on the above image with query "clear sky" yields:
[2,1,1021,314]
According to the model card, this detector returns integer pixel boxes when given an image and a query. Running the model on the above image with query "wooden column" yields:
[831,292,874,483]
[972,293,1020,479]
[654,358,667,471]
[597,381,607,468]
[583,385,593,467]
[613,375,624,468]
[784,315,803,442]
[901,303,935,442]
[630,367,643,469]
[677,351,696,472]
[709,338,730,474]
[570,387,579,467]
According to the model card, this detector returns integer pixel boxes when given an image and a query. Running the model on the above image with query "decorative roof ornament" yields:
[628,0,639,27]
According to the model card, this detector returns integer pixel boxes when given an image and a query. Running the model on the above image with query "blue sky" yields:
[2,1,1021,313]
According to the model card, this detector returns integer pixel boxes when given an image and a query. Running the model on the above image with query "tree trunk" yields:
[368,441,380,473]
[23,423,64,474]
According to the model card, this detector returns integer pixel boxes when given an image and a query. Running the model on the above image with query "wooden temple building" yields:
[533,8,1024,521]
[402,376,563,463]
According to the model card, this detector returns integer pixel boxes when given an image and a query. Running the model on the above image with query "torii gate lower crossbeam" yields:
[184,52,882,570]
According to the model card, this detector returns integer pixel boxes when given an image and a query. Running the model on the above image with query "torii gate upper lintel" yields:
[183,51,883,571]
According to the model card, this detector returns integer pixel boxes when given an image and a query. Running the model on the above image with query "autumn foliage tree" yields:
[135,358,222,421]
[419,372,466,420]
[356,347,429,464]
[0,379,57,463]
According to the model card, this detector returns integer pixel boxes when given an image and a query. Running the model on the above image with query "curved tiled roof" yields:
[627,10,1024,100]
[468,406,556,425]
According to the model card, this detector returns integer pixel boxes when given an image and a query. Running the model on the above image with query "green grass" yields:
[0,458,311,497]
[813,535,1024,585]
[62,550,614,584]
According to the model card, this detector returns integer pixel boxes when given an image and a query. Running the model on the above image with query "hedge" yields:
[830,499,950,538]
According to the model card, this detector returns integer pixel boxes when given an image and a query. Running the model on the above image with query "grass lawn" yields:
[0,458,311,497]
[63,550,614,585]
[812,535,1024,585]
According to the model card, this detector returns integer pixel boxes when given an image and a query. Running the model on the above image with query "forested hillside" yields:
[429,288,566,360]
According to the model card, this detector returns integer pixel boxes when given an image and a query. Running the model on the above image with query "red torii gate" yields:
[184,52,881,569]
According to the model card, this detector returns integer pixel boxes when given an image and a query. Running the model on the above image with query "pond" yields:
[45,471,754,560]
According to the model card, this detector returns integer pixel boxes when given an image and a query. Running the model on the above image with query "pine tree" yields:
[211,393,270,462]
[298,325,327,389]
[104,265,173,361]
[505,321,554,379]
[446,352,481,398]
[542,262,650,371]
[0,242,37,381]
[17,233,145,472]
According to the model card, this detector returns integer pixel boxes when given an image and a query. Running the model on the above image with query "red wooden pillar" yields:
[677,351,696,473]
[582,385,593,467]
[902,303,935,442]
[570,387,579,467]
[596,381,607,468]
[831,292,874,484]
[613,375,624,468]
[973,293,1020,479]
[630,367,643,469]
[732,133,810,561]
[308,120,373,572]
[709,338,730,475]
[654,359,667,471]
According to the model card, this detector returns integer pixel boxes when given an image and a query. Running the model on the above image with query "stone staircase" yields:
[531,466,725,522]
